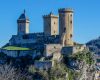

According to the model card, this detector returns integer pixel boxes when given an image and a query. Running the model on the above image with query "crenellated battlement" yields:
[17,8,73,46]
[43,12,58,18]
[59,8,74,46]
[58,8,73,13]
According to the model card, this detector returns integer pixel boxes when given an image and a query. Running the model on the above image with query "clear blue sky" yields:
[0,0,100,47]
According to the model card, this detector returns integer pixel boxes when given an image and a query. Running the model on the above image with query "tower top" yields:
[58,8,73,13]
[17,10,30,23]
[43,12,58,18]
[18,10,29,21]
[17,10,30,35]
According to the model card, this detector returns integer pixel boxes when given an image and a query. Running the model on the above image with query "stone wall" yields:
[43,13,58,36]
[61,46,74,55]
[44,44,62,57]
[74,45,86,53]
[9,34,60,47]
[0,49,18,57]
[0,49,41,58]
[34,60,53,70]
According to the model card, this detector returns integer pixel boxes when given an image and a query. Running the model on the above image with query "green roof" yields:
[3,46,31,51]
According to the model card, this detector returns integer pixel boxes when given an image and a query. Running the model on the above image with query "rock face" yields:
[86,37,100,80]
[86,37,100,66]
[65,50,95,80]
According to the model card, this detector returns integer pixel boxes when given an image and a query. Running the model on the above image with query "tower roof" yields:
[18,10,29,21]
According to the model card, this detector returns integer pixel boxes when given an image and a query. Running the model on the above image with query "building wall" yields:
[51,17,58,35]
[61,46,74,55]
[9,34,60,47]
[73,45,86,53]
[43,17,51,35]
[25,22,30,34]
[44,44,62,57]
[61,45,87,55]
[34,60,53,70]
[17,20,29,35]
[0,49,41,58]
[43,14,58,36]
[0,49,18,57]
[9,35,37,45]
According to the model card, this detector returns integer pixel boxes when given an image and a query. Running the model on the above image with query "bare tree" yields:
[0,64,33,80]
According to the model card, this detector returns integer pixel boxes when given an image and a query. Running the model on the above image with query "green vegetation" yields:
[85,52,94,65]
[28,60,75,80]
[0,47,94,80]
[2,46,31,51]
[29,61,68,80]
[28,50,94,80]
[62,50,95,80]
[71,51,94,65]
[62,55,80,80]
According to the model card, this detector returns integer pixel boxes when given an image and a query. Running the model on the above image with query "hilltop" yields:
[86,37,100,55]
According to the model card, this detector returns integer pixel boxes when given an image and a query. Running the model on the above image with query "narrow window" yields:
[54,22,55,24]
[54,30,55,33]
[64,27,66,32]
[70,20,72,24]
[70,34,72,38]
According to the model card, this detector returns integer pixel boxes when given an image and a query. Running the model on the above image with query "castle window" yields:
[54,22,55,24]
[70,34,72,38]
[64,27,66,32]
[54,30,55,33]
[64,40,66,45]
[70,20,72,24]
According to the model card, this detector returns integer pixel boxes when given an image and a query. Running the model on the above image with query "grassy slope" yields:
[2,46,31,51]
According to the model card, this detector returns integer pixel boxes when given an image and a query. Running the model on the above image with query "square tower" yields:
[43,12,58,36]
[17,10,30,35]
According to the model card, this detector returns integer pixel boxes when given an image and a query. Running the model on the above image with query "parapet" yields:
[58,8,73,13]
[43,12,58,18]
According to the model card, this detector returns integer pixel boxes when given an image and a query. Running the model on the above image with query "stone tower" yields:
[58,8,73,46]
[43,12,58,36]
[17,10,30,35]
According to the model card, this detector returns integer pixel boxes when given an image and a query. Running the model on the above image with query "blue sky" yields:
[0,0,100,47]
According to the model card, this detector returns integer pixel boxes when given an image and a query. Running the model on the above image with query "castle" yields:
[0,8,86,69]
[10,8,73,46]
[9,8,74,56]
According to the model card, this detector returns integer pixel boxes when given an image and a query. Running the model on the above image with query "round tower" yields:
[58,8,73,46]
[17,10,30,35]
